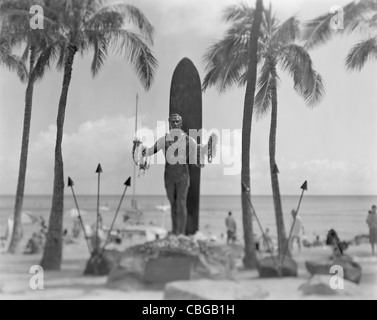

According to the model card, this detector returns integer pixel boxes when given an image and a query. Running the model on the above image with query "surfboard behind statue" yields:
[170,58,202,235]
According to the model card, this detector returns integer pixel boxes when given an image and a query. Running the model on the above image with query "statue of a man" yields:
[143,114,199,235]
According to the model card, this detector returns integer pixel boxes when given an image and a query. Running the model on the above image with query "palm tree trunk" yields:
[269,64,288,257]
[41,45,77,270]
[8,48,36,254]
[241,0,264,269]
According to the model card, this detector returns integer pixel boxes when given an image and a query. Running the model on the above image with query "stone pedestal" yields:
[107,236,237,289]
[258,256,298,278]
[305,255,362,284]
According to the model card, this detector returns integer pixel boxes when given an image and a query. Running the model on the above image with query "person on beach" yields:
[24,233,42,255]
[142,114,199,235]
[225,211,237,244]
[262,228,274,253]
[290,209,305,252]
[366,205,377,255]
[72,217,81,239]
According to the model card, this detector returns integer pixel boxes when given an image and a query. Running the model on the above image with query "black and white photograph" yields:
[0,0,376,301]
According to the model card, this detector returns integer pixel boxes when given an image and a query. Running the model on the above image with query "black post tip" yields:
[96,164,103,174]
[301,181,308,191]
[125,177,131,187]
[68,177,74,187]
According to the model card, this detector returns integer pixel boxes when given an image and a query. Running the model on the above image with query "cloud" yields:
[21,116,160,195]
[278,159,377,195]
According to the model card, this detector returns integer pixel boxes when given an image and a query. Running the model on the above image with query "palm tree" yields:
[203,0,264,269]
[40,0,157,270]
[203,3,324,257]
[254,7,324,255]
[0,0,54,253]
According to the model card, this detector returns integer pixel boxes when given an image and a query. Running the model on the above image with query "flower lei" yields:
[198,133,219,166]
[132,138,150,176]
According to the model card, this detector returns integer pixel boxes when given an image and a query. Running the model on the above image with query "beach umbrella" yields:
[21,212,38,224]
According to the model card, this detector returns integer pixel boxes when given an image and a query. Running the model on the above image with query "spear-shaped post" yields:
[100,177,131,255]
[95,164,103,252]
[281,181,308,267]
[67,177,92,254]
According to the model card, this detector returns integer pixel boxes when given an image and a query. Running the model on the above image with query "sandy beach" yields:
[1,235,376,300]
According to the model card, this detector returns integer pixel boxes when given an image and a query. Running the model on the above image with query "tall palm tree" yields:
[203,3,324,256]
[0,0,54,253]
[254,7,324,255]
[203,0,264,269]
[40,0,157,270]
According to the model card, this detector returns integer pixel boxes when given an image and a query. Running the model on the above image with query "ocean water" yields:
[0,195,376,242]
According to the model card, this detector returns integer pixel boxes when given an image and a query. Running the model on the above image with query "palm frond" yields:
[280,44,324,106]
[21,44,30,62]
[0,37,28,81]
[254,58,273,119]
[202,33,249,92]
[110,30,157,90]
[346,37,377,70]
[223,2,254,23]
[32,43,59,81]
[203,14,254,92]
[84,29,109,77]
[303,0,372,50]
[87,4,154,44]
[272,16,300,45]
[56,42,67,71]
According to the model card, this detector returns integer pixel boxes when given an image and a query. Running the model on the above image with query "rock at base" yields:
[299,275,364,297]
[164,280,269,300]
[107,236,237,290]
[144,254,194,283]
[305,255,362,284]
[258,256,298,278]
[84,250,118,276]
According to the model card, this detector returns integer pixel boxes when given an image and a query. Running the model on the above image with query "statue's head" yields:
[169,113,183,130]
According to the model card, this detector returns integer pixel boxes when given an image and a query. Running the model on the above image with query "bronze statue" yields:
[143,114,199,235]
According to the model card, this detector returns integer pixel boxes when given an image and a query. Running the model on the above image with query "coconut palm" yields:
[304,0,377,71]
[203,0,264,269]
[203,3,324,256]
[38,0,157,270]
[0,0,55,253]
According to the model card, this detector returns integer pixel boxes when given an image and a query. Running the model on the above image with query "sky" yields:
[0,0,376,196]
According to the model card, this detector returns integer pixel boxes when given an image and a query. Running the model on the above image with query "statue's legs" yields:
[166,178,189,235]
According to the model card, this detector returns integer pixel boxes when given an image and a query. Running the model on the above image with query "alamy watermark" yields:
[329,265,344,290]
[30,5,44,30]
[29,265,44,290]
[330,6,344,31]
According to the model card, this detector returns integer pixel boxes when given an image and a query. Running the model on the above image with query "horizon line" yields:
[1,194,376,197]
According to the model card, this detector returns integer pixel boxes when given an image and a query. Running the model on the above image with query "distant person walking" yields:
[225,211,237,245]
[290,209,305,253]
[366,205,377,256]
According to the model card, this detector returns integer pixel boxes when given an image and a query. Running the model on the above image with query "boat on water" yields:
[156,204,170,212]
